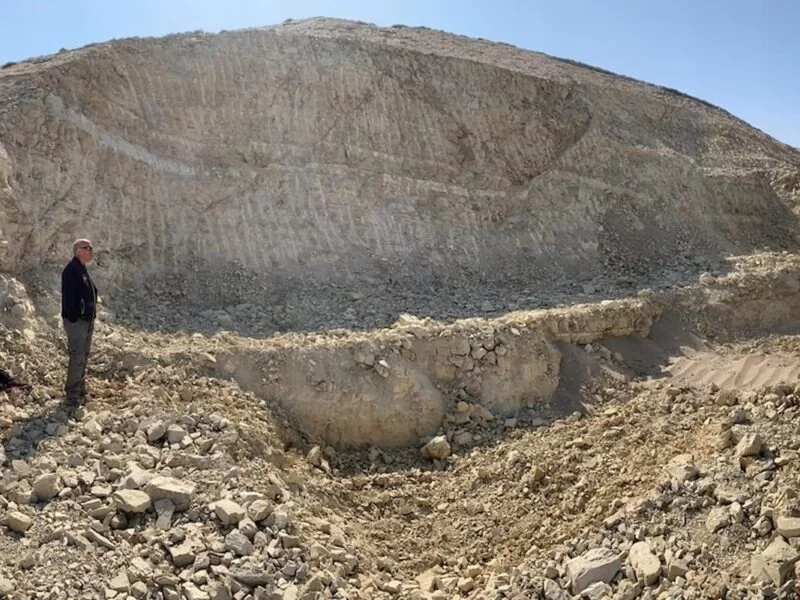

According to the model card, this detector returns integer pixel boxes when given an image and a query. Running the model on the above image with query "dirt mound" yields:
[1,18,799,335]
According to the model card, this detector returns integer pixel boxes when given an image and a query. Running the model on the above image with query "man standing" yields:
[61,238,97,405]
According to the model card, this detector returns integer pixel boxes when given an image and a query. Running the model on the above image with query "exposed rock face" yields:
[0,18,798,331]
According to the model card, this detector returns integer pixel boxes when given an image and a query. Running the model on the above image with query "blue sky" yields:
[1,0,798,147]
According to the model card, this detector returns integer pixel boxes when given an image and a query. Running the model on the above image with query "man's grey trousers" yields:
[63,318,94,402]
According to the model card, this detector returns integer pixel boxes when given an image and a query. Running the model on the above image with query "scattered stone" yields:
[306,445,323,466]
[155,498,176,529]
[542,578,568,600]
[32,473,60,500]
[422,436,451,461]
[416,568,441,593]
[109,572,130,592]
[755,515,774,536]
[247,499,273,522]
[181,582,210,600]
[118,463,154,489]
[629,541,661,585]
[715,487,746,505]
[213,499,246,525]
[130,581,148,599]
[238,517,257,539]
[775,515,800,538]
[581,581,611,600]
[736,432,764,457]
[147,420,167,442]
[565,547,620,593]
[167,424,188,445]
[666,558,689,581]
[113,489,152,513]
[4,510,32,533]
[706,507,730,532]
[128,557,153,582]
[208,583,232,600]
[750,536,800,586]
[86,529,116,550]
[665,454,699,482]
[145,476,195,511]
[225,529,253,556]
[272,509,291,530]
[169,542,196,567]
[230,568,274,587]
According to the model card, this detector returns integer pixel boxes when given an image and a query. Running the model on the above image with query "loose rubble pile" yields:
[2,298,800,600]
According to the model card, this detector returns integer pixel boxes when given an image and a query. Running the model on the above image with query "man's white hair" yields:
[72,238,92,255]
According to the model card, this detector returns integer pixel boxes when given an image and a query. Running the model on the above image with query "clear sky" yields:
[1,0,798,147]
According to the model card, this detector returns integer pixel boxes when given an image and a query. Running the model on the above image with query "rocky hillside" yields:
[3,16,800,600]
[1,18,799,335]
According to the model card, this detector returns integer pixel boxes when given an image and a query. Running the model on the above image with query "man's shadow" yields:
[2,393,81,463]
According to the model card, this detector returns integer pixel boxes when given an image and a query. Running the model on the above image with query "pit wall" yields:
[215,299,658,449]
[213,256,800,450]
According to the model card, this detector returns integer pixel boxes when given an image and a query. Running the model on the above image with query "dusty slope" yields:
[2,262,800,599]
[1,18,800,335]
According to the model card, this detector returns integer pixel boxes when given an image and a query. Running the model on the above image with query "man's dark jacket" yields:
[61,257,98,322]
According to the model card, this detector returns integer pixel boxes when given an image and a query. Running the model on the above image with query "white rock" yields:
[736,432,763,457]
[145,476,195,511]
[113,489,152,513]
[750,536,800,586]
[155,498,175,529]
[168,542,196,567]
[33,473,61,500]
[617,580,643,600]
[565,547,620,593]
[0,578,15,596]
[5,510,32,533]
[422,435,451,461]
[167,424,188,445]
[706,507,730,532]
[666,558,689,581]
[629,541,661,585]
[147,421,166,442]
[581,581,611,600]
[208,583,232,600]
[225,529,253,556]
[247,499,273,522]
[109,571,130,592]
[181,582,210,600]
[83,420,103,437]
[664,454,698,482]
[775,515,800,538]
[130,581,148,599]
[117,463,154,489]
[416,568,441,593]
[213,499,246,525]
[272,509,291,530]
[542,578,568,599]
